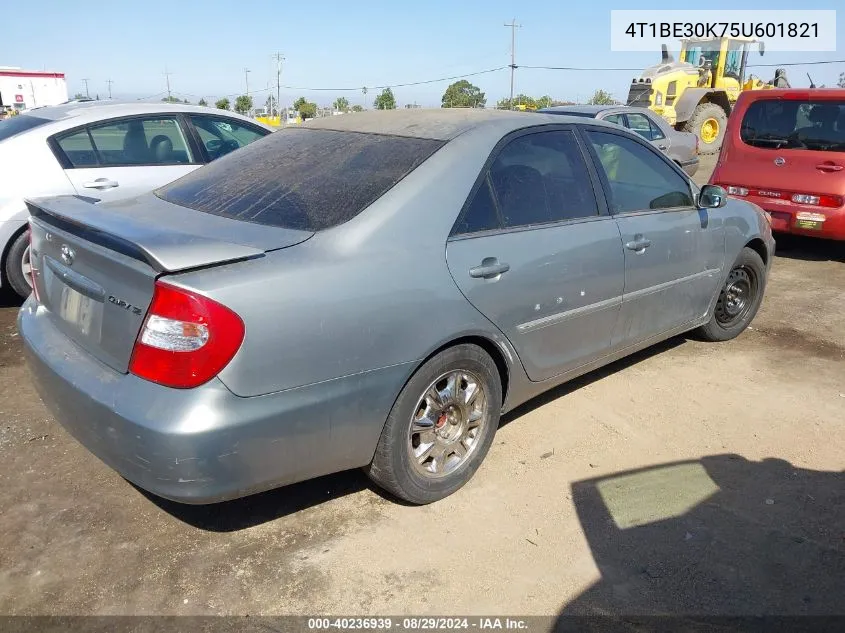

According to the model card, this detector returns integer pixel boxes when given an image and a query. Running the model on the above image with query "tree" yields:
[441,80,486,108]
[374,87,396,110]
[73,93,86,100]
[293,97,317,119]
[265,95,277,115]
[496,94,536,110]
[234,95,253,114]
[215,97,230,110]
[587,89,617,105]
[198,98,208,106]
[333,96,349,112]
[161,95,182,103]
[293,97,307,112]
[351,105,364,112]
[838,72,845,88]
[535,95,554,109]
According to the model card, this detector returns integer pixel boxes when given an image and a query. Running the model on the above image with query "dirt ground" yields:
[0,155,843,618]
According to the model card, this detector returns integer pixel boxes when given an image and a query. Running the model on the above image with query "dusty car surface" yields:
[538,105,700,177]
[19,109,774,505]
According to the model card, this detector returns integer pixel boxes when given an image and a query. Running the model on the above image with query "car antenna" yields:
[807,73,817,89]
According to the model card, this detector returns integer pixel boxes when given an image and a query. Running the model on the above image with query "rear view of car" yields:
[710,90,845,240]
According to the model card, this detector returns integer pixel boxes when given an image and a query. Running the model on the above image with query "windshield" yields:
[156,128,444,231]
[740,100,845,152]
[0,114,50,142]
[683,45,721,71]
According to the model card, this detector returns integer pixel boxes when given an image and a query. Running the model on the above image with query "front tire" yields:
[683,102,727,155]
[4,230,32,300]
[697,247,766,342]
[366,344,502,504]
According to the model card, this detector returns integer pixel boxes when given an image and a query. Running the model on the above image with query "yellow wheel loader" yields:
[626,37,781,154]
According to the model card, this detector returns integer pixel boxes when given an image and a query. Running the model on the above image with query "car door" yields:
[446,128,625,382]
[186,114,270,162]
[583,127,724,348]
[52,115,200,202]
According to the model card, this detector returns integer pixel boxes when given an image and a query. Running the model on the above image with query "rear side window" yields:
[0,114,50,142]
[157,128,444,231]
[741,99,845,152]
[489,130,598,228]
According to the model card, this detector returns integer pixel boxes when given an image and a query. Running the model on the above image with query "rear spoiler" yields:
[25,195,265,273]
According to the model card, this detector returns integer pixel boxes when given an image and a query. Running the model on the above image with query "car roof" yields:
[538,105,614,116]
[737,88,845,104]
[19,101,268,128]
[302,108,616,141]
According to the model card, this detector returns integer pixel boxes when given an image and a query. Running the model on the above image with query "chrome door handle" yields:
[625,237,652,252]
[469,258,510,279]
[657,144,668,150]
[82,178,119,190]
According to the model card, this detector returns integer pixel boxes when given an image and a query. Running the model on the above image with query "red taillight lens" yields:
[129,281,245,389]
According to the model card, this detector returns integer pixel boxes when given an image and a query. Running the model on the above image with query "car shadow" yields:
[146,337,691,530]
[773,234,844,263]
[553,454,844,628]
[0,288,24,309]
[135,468,387,531]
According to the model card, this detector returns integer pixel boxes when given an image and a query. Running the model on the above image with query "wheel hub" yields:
[715,266,755,326]
[408,370,488,478]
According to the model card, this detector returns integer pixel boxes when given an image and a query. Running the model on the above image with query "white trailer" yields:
[0,68,68,112]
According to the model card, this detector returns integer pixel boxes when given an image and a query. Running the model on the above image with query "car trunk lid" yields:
[26,194,313,374]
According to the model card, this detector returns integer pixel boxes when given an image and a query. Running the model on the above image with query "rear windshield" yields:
[0,114,50,142]
[156,127,444,231]
[740,99,845,152]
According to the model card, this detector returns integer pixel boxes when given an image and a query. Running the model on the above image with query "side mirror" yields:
[699,184,728,209]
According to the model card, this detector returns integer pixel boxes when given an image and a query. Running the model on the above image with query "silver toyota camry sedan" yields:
[19,109,774,505]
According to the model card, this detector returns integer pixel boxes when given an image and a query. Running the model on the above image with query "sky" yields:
[3,0,843,108]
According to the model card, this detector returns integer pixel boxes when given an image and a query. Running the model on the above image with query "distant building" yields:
[0,67,68,112]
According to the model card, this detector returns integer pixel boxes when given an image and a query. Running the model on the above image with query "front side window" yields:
[189,115,268,161]
[587,130,694,213]
[487,130,598,228]
[56,116,194,167]
[740,100,845,152]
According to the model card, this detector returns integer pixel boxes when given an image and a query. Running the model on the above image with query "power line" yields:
[276,66,509,93]
[748,59,845,68]
[521,58,845,72]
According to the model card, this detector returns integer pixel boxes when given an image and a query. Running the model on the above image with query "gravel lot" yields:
[0,155,843,618]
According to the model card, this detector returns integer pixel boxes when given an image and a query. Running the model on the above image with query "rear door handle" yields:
[657,144,668,150]
[82,178,119,190]
[816,163,843,172]
[469,257,510,279]
[625,237,652,252]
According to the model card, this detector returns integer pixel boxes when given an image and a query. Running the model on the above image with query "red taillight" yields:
[818,194,844,208]
[129,280,245,389]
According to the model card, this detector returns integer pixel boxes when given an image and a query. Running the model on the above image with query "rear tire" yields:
[697,247,766,342]
[366,344,502,504]
[683,102,727,155]
[4,230,31,300]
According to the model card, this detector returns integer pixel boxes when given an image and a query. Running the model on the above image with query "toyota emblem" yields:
[774,157,786,166]
[60,244,75,266]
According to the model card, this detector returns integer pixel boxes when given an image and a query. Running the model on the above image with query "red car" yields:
[710,89,845,240]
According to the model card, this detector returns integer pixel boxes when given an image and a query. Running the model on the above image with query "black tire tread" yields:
[697,247,766,342]
[4,230,30,300]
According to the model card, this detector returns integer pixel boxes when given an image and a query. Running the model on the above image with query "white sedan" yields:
[0,101,272,299]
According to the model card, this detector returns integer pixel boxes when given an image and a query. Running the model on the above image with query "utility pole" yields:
[81,78,90,98]
[164,68,173,101]
[362,86,368,108]
[244,68,251,95]
[106,78,114,99]
[272,53,285,117]
[504,18,522,109]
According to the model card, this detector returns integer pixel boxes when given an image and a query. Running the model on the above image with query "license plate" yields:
[795,219,824,231]
[58,284,96,336]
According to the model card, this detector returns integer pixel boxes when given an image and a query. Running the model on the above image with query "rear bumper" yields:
[19,298,411,504]
[746,197,845,241]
